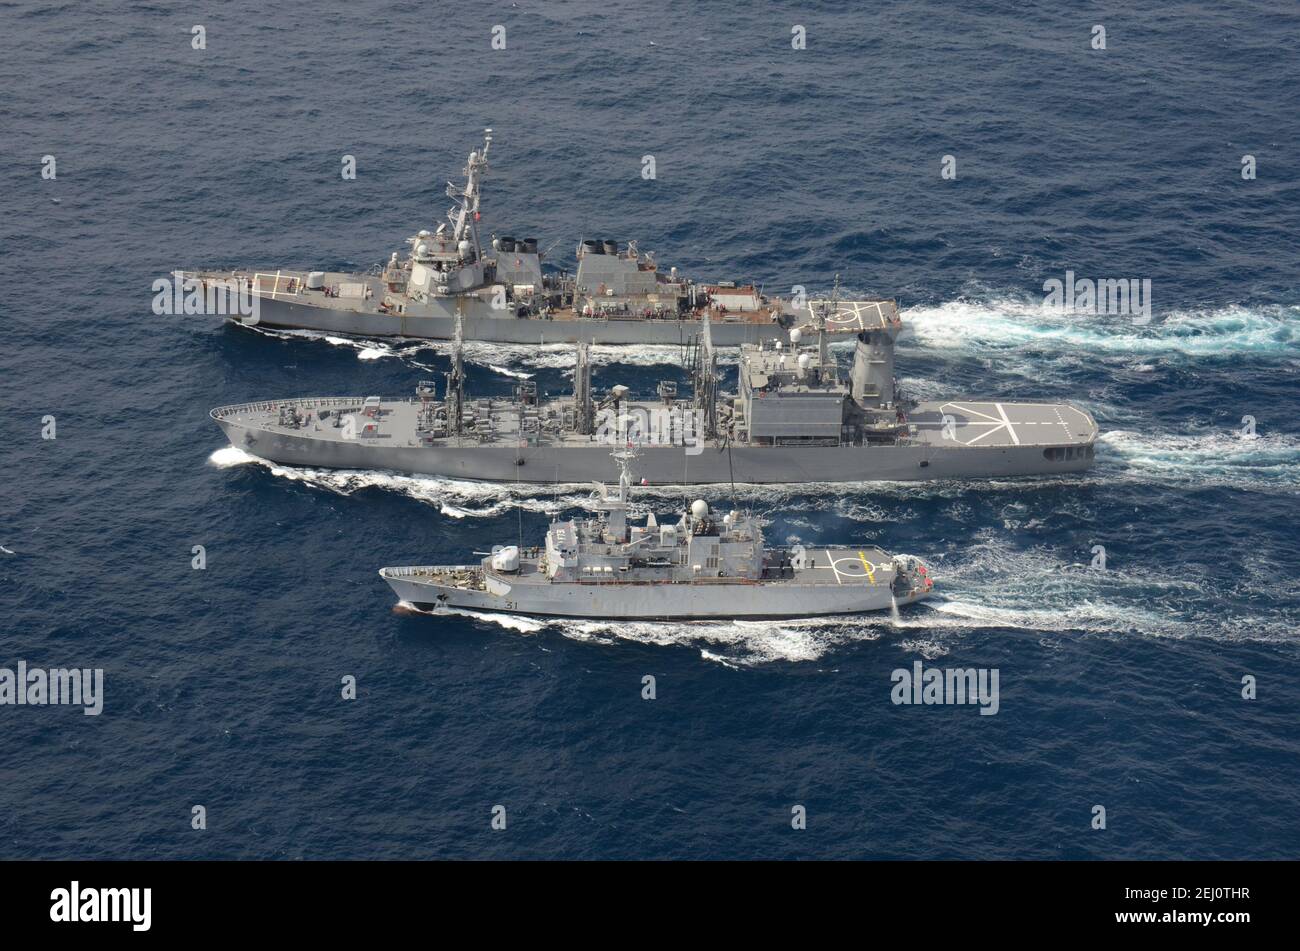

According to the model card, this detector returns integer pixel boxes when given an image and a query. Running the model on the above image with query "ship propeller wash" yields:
[380,448,934,620]
[211,297,1099,485]
[187,130,880,346]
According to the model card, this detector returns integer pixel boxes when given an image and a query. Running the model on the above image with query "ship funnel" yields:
[850,329,896,407]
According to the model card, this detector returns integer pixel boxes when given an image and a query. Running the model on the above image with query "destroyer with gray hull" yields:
[381,450,934,620]
[190,130,866,346]
[212,304,1099,485]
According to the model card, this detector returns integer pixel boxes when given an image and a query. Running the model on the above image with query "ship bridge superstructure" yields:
[541,451,765,584]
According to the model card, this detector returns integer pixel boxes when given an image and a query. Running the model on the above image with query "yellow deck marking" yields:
[857,551,876,584]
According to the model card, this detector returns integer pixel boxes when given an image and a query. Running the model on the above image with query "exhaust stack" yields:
[850,329,896,408]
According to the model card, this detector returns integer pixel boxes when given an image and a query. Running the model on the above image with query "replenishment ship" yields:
[211,301,1098,485]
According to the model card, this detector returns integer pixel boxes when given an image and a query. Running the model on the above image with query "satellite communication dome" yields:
[690,500,709,520]
[790,327,802,344]
[797,353,812,370]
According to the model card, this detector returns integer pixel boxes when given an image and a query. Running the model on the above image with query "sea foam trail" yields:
[242,323,697,371]
[209,445,1114,518]
[1098,429,1300,490]
[912,532,1297,647]
[902,299,1299,358]
[210,446,577,517]
[397,601,898,666]
[247,300,1298,378]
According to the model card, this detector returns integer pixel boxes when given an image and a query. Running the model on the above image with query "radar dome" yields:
[690,500,709,520]
[797,353,812,370]
[790,328,802,344]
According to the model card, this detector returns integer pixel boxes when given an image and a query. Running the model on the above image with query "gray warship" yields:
[190,130,875,346]
[380,449,934,619]
[211,301,1099,485]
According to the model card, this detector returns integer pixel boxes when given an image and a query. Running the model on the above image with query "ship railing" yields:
[382,565,481,578]
[211,397,370,418]
[564,576,888,587]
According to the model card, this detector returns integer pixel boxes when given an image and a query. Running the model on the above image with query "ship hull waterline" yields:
[231,297,812,346]
[216,417,1094,484]
[382,574,929,620]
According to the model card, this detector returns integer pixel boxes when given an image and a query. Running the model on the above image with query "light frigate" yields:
[187,130,878,346]
[211,302,1099,485]
[380,449,934,620]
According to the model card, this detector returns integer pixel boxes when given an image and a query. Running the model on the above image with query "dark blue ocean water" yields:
[2,0,1298,859]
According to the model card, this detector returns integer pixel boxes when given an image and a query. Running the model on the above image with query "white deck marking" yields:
[940,401,1022,446]
[829,553,884,585]
[944,402,1002,423]
[995,402,1021,445]
[816,299,889,331]
[964,424,1008,445]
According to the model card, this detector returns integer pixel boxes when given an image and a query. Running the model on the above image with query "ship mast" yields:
[692,313,718,441]
[445,313,465,435]
[611,445,636,503]
[447,128,492,260]
[573,340,593,435]
[597,446,638,543]
[818,273,840,373]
